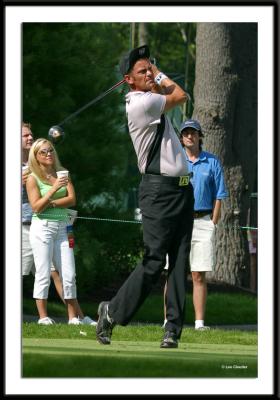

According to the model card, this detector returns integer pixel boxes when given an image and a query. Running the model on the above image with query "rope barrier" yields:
[31,212,258,230]
[76,216,258,230]
[75,216,142,224]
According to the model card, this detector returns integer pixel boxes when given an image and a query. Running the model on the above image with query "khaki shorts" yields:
[190,215,216,272]
[22,224,35,276]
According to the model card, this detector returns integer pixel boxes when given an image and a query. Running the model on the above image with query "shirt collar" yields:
[186,150,207,163]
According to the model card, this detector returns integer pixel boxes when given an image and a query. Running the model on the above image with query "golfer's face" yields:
[129,59,155,91]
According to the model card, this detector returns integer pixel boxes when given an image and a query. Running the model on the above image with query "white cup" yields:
[56,170,69,186]
[56,170,69,178]
[22,165,29,176]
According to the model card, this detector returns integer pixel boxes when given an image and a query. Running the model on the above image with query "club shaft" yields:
[59,79,126,126]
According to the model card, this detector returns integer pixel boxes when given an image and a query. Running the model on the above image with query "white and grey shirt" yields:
[125,91,189,177]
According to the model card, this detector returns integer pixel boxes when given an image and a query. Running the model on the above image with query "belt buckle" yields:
[179,175,189,186]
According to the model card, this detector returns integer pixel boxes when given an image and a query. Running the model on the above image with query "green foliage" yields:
[73,218,143,296]
[73,208,144,294]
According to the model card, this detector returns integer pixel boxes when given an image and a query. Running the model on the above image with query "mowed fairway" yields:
[22,331,257,378]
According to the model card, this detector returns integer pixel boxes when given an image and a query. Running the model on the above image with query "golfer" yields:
[96,45,194,348]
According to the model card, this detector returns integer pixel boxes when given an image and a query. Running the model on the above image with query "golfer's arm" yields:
[162,79,187,111]
[152,65,187,111]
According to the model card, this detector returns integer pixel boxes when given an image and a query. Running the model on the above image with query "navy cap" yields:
[119,45,150,76]
[180,119,204,136]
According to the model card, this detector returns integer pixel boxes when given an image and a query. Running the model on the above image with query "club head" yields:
[48,125,65,144]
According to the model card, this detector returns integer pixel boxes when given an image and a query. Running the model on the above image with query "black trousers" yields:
[109,175,194,338]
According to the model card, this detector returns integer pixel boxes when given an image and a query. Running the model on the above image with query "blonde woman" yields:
[26,138,79,325]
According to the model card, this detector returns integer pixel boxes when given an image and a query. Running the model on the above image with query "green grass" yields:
[23,292,257,325]
[22,288,257,378]
[22,325,257,378]
[22,323,257,345]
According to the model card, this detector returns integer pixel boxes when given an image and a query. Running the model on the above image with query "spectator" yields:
[163,119,228,330]
[25,136,95,325]
[22,122,36,277]
[22,124,96,325]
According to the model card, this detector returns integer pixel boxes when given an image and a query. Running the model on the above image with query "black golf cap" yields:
[119,45,150,76]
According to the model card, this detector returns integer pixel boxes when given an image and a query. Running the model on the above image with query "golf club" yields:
[48,78,126,144]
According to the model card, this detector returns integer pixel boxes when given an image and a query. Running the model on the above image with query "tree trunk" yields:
[193,23,257,286]
[138,23,148,46]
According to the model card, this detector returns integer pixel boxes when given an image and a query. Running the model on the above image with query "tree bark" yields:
[193,23,257,286]
[138,23,148,46]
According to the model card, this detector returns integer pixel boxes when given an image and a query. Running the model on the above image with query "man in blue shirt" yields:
[180,119,228,330]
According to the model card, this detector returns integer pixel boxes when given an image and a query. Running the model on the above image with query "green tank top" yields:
[31,173,68,221]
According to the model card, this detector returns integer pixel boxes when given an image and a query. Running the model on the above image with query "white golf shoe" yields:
[68,317,83,325]
[38,317,55,325]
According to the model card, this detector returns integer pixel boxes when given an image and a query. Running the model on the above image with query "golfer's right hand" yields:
[151,64,160,78]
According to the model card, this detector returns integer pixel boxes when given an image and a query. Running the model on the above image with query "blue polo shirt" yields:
[186,151,228,211]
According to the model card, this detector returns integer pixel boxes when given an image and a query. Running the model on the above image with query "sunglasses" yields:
[38,148,55,156]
